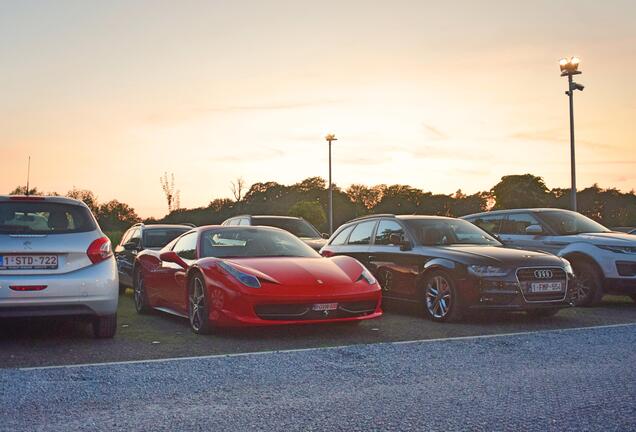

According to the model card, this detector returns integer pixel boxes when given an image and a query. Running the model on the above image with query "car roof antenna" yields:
[25,156,31,196]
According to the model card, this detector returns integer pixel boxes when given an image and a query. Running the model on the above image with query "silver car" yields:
[0,195,118,338]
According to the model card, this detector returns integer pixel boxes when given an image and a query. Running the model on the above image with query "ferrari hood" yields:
[225,256,362,287]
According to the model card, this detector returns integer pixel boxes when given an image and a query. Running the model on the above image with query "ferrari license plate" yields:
[312,303,338,311]
[530,281,562,293]
[0,255,58,270]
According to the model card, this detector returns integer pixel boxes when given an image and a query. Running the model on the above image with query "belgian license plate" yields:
[530,281,562,293]
[0,255,58,270]
[312,303,338,311]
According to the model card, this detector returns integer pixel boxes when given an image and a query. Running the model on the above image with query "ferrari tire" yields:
[188,273,213,334]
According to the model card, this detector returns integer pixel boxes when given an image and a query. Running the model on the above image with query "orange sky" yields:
[1,1,635,217]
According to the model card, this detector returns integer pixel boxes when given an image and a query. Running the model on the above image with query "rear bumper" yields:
[0,258,118,318]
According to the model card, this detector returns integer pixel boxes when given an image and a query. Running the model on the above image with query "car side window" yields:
[330,225,355,245]
[173,232,198,260]
[374,220,405,245]
[500,213,543,235]
[129,228,142,246]
[347,220,377,245]
[119,229,133,246]
[239,218,251,226]
[471,215,505,235]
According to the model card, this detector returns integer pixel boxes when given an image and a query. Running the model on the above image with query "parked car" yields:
[462,208,636,305]
[133,225,382,333]
[0,195,118,338]
[115,223,192,293]
[320,214,575,322]
[221,215,328,251]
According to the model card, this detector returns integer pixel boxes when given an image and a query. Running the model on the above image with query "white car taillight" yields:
[87,237,113,264]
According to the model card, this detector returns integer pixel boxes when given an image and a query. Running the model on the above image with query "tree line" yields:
[8,173,636,235]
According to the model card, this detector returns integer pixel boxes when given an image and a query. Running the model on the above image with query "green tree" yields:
[9,186,42,195]
[289,200,327,228]
[96,200,140,232]
[66,188,99,214]
[491,174,550,209]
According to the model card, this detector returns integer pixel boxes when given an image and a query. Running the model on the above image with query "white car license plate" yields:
[312,303,338,311]
[530,281,562,293]
[0,255,58,270]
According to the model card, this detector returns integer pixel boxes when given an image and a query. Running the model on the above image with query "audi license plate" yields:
[530,281,562,293]
[312,303,338,311]
[0,255,58,270]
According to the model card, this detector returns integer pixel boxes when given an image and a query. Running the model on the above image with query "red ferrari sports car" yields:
[133,226,382,333]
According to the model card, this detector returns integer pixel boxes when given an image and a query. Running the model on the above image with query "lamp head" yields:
[325,133,337,142]
[559,56,581,74]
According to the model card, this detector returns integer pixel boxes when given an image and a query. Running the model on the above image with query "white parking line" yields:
[19,322,636,371]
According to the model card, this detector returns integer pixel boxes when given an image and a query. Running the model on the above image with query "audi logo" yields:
[534,269,553,279]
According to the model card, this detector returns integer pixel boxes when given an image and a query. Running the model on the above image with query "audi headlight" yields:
[467,265,509,277]
[358,267,377,284]
[596,245,636,255]
[218,262,261,288]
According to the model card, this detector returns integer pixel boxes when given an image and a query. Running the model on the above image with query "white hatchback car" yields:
[0,195,118,338]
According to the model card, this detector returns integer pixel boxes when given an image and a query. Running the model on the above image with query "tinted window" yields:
[470,214,505,235]
[347,220,377,245]
[119,228,134,246]
[173,232,198,260]
[200,228,319,258]
[405,218,500,246]
[239,218,251,226]
[500,213,542,235]
[540,210,610,235]
[374,220,405,245]
[0,201,96,234]
[252,217,321,238]
[143,228,190,248]
[330,225,355,246]
[128,229,141,246]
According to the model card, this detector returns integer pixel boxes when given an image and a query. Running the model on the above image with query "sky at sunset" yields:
[1,0,635,217]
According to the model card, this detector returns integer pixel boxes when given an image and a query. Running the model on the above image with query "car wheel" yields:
[525,308,560,318]
[133,270,151,314]
[571,260,604,306]
[92,314,117,339]
[422,271,463,323]
[188,274,212,334]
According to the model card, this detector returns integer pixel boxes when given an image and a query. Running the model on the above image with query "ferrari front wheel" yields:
[188,274,212,334]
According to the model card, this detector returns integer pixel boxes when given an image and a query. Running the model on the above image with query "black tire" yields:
[93,314,117,339]
[188,273,212,334]
[421,270,463,323]
[525,308,560,318]
[133,269,151,314]
[571,259,604,306]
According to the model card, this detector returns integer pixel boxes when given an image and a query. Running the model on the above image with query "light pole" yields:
[559,56,584,212]
[325,133,337,234]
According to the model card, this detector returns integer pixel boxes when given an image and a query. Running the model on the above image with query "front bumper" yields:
[461,271,576,311]
[0,258,119,318]
[208,285,382,327]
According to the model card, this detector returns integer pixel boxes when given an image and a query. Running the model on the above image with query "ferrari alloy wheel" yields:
[189,275,212,334]
[422,271,462,323]
[133,270,150,314]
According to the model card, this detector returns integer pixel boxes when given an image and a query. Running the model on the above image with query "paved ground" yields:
[2,324,635,431]
[0,293,635,368]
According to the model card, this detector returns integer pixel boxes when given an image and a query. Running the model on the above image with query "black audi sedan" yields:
[320,215,576,322]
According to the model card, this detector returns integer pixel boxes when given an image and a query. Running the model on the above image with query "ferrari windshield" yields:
[201,227,320,258]
[404,218,501,246]
[539,210,610,235]
[252,217,321,238]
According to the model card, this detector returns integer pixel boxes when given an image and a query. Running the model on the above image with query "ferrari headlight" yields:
[218,262,261,288]
[596,245,636,255]
[468,265,509,277]
[358,267,377,284]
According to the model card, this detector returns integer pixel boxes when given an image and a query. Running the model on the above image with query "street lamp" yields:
[559,56,584,212]
[325,133,337,234]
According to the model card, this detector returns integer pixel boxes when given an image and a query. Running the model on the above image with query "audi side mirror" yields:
[123,242,139,251]
[389,233,412,251]
[159,251,189,269]
[321,233,330,239]
[525,224,544,235]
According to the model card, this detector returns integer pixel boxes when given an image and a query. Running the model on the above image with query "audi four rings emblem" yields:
[534,269,553,279]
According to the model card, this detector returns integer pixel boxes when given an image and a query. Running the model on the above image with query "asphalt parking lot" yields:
[1,291,635,369]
